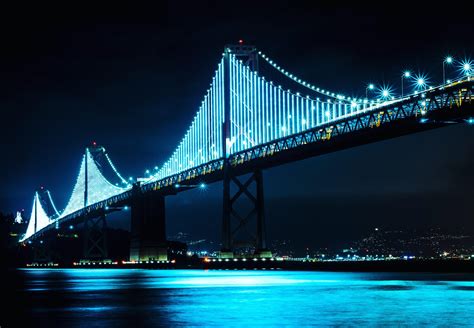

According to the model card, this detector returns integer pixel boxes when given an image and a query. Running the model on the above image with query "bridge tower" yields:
[82,145,109,260]
[221,43,271,258]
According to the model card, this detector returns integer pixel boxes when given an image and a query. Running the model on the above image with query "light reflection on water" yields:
[16,269,474,326]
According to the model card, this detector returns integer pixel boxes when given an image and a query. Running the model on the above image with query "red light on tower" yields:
[92,141,97,147]
[238,39,244,45]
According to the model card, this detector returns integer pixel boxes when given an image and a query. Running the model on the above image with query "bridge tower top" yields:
[225,42,258,72]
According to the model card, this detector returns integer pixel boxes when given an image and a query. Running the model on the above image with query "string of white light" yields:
[104,151,130,186]
[258,51,361,104]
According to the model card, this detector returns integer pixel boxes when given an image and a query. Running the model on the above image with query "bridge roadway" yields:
[25,79,474,241]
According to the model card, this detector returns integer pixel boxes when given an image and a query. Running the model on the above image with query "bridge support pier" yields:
[221,169,272,258]
[83,212,108,260]
[130,186,168,261]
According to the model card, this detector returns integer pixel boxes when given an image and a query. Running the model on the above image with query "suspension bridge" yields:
[20,44,474,261]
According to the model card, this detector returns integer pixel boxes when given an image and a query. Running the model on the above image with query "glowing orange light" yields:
[171,259,176,264]
[204,257,211,263]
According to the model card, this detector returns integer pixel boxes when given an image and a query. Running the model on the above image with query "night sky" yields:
[1,2,473,250]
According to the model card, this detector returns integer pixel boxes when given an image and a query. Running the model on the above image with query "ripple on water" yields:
[369,285,415,291]
[449,286,474,291]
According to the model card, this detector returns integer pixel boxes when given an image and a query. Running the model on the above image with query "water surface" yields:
[9,269,474,326]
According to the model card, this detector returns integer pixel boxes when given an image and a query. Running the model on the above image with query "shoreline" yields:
[16,258,474,273]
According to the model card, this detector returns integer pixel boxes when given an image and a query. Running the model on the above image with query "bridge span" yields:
[20,44,474,261]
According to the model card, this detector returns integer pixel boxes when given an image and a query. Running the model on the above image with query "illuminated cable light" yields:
[20,192,54,242]
[46,190,60,217]
[60,149,127,219]
[257,51,355,103]
[104,152,129,185]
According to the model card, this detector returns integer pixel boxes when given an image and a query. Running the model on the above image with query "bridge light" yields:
[69,225,74,230]
[145,169,150,174]
[403,71,411,78]
[413,73,428,91]
[445,56,453,64]
[368,84,374,90]
[446,79,452,83]
[460,60,472,76]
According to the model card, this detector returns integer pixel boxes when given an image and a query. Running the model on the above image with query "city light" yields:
[69,225,74,230]
[445,56,453,64]
[403,71,410,78]
[368,83,374,90]
[200,183,206,189]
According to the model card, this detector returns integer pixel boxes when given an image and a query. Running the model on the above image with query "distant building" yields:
[14,211,23,224]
